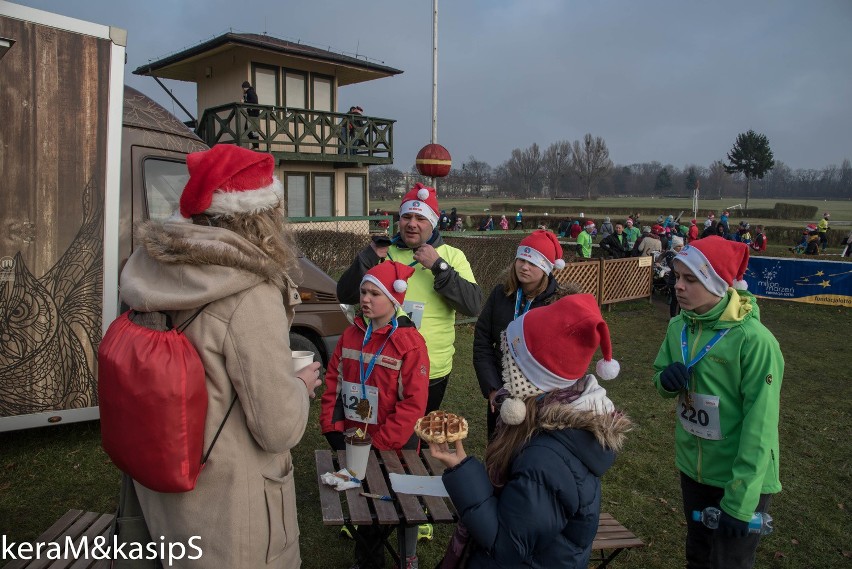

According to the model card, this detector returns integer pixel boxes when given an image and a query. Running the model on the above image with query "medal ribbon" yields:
[514,289,534,320]
[680,324,731,389]
[359,315,398,398]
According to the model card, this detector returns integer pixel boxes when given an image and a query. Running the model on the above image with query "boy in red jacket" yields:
[321,260,429,569]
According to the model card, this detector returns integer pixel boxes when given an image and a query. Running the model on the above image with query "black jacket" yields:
[599,232,630,259]
[473,277,567,398]
[336,230,482,317]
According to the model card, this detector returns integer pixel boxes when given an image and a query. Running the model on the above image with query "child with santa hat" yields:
[653,236,783,569]
[432,294,631,568]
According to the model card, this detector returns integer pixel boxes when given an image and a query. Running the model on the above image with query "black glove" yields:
[718,510,750,539]
[660,362,689,392]
[324,431,346,451]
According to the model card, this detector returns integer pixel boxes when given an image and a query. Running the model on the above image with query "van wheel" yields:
[289,332,323,365]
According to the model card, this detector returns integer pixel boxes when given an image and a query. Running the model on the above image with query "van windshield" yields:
[144,158,187,221]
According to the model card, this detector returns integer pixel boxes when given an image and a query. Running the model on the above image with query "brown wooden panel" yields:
[380,451,427,524]
[315,450,344,525]
[56,514,113,569]
[0,14,110,418]
[554,259,602,301]
[362,450,397,524]
[400,450,454,523]
[600,257,652,304]
[336,450,373,525]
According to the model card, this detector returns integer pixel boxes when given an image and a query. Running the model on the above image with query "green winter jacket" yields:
[652,289,783,522]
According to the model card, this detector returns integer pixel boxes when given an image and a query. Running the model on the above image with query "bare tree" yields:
[462,156,492,195]
[707,160,730,200]
[369,166,405,200]
[507,143,543,198]
[571,133,613,199]
[541,141,572,199]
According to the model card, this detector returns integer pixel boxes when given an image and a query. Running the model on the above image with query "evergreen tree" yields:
[724,130,774,211]
[654,167,673,194]
[685,167,699,193]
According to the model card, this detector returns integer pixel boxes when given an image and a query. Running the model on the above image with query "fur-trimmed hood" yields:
[120,221,299,312]
[538,403,632,454]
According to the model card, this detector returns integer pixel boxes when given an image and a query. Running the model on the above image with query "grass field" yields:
[1,297,849,568]
[372,197,852,229]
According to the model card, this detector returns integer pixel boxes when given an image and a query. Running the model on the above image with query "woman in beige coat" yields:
[119,145,321,568]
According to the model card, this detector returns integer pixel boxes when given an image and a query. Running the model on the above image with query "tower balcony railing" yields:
[196,103,395,164]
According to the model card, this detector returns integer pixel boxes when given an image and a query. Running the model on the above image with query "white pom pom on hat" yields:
[500,397,528,425]
[393,279,407,293]
[417,188,429,200]
[554,258,566,270]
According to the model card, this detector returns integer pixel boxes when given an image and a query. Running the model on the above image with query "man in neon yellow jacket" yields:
[817,212,830,252]
[652,236,782,569]
[576,219,595,258]
[337,183,481,414]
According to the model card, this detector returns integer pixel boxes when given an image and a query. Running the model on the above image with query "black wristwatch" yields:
[431,258,450,276]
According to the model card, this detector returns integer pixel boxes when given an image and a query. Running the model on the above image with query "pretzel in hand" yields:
[414,410,469,444]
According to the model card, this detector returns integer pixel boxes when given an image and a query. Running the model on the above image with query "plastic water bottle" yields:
[692,507,774,535]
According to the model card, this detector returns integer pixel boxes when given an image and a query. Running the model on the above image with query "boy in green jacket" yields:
[652,236,783,569]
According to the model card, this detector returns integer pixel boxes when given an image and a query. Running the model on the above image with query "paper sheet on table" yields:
[389,473,449,497]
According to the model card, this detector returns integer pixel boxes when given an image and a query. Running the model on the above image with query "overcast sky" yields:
[13,0,852,172]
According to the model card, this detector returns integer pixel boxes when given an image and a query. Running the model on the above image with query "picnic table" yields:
[315,448,643,567]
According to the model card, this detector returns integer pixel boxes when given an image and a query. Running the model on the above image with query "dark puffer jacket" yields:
[442,408,631,568]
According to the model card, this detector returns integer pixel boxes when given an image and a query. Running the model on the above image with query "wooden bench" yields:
[5,509,115,569]
[589,512,645,567]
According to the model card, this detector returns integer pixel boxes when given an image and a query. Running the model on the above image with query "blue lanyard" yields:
[681,324,730,373]
[359,316,398,398]
[514,289,533,320]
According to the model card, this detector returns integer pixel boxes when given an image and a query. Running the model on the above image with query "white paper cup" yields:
[292,350,315,373]
[344,429,372,479]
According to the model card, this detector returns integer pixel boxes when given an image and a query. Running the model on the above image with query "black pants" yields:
[680,473,772,569]
[426,374,449,415]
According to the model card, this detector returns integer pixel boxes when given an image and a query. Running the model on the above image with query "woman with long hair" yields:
[119,145,321,568]
[473,230,577,440]
[433,295,631,568]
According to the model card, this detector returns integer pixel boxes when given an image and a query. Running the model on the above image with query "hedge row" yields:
[487,202,820,220]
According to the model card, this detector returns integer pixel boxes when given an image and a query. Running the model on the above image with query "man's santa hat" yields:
[361,261,416,308]
[516,230,565,275]
[178,145,282,219]
[675,236,749,298]
[584,219,596,229]
[500,294,620,425]
[399,183,440,228]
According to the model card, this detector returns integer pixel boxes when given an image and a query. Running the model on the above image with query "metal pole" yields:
[432,0,438,144]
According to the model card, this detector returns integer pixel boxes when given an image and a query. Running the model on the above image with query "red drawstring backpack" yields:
[98,306,235,493]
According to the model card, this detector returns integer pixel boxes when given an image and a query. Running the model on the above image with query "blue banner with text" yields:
[743,256,852,308]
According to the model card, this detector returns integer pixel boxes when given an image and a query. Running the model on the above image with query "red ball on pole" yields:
[416,143,452,178]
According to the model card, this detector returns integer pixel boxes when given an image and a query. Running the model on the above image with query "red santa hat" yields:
[178,145,282,219]
[584,219,596,228]
[399,183,440,228]
[360,261,416,308]
[674,235,749,298]
[500,294,620,425]
[516,230,565,274]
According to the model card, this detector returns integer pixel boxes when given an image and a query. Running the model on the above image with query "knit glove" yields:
[718,510,750,539]
[660,362,689,392]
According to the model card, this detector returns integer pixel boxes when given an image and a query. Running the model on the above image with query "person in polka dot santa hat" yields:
[652,235,783,568]
[431,294,631,568]
[336,182,481,416]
